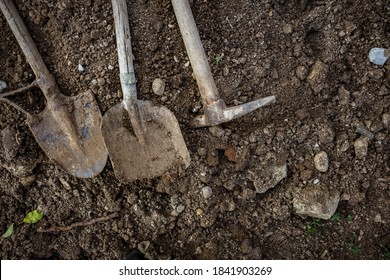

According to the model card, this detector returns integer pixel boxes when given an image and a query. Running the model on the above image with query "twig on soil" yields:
[36,213,119,233]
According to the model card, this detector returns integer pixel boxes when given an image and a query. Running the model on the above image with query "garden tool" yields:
[0,0,108,178]
[101,0,190,183]
[171,0,276,127]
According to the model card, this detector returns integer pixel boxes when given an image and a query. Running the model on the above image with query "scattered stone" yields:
[152,78,165,96]
[195,208,204,216]
[224,147,238,162]
[176,204,185,213]
[382,113,390,129]
[356,126,374,140]
[314,151,329,172]
[19,175,36,187]
[318,124,334,144]
[374,213,382,223]
[208,126,225,138]
[307,60,328,93]
[1,161,36,177]
[97,78,105,86]
[2,126,20,160]
[251,163,287,194]
[77,64,85,73]
[207,149,219,167]
[240,239,253,254]
[338,86,350,105]
[296,65,307,80]
[354,137,369,159]
[368,48,389,66]
[344,21,357,35]
[293,185,340,219]
[282,24,293,34]
[202,186,212,199]
[137,241,150,254]
[0,80,7,92]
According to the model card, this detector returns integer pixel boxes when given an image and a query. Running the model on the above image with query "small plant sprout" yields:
[347,232,361,254]
[2,210,43,239]
[330,212,341,224]
[347,214,353,222]
[215,53,223,64]
[305,218,321,235]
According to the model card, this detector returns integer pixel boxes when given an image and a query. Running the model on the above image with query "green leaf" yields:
[347,214,353,222]
[2,223,14,238]
[23,210,43,224]
[330,212,341,223]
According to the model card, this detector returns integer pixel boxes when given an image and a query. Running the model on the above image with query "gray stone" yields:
[382,113,390,129]
[0,80,7,92]
[293,185,340,219]
[202,186,212,199]
[314,151,329,172]
[368,48,389,66]
[354,137,369,159]
[1,126,20,160]
[152,78,165,96]
[307,60,328,93]
[253,163,287,193]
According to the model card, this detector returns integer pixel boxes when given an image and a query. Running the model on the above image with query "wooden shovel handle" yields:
[112,0,137,101]
[171,0,220,105]
[0,0,55,96]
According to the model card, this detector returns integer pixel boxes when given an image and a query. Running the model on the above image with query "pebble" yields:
[202,186,212,199]
[338,86,350,105]
[356,126,374,140]
[19,175,37,187]
[152,78,165,96]
[293,185,340,219]
[97,78,105,86]
[2,126,20,160]
[0,80,7,92]
[368,48,389,66]
[307,60,328,93]
[176,204,185,213]
[314,151,329,172]
[282,24,293,34]
[382,113,390,129]
[208,126,225,138]
[318,125,334,144]
[354,137,369,159]
[77,64,85,73]
[296,66,307,80]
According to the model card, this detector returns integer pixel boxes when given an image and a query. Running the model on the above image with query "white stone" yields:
[314,151,329,172]
[0,80,7,92]
[368,48,389,66]
[152,78,165,96]
[202,186,212,199]
[354,137,369,159]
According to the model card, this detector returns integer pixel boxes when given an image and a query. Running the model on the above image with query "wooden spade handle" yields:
[0,0,55,96]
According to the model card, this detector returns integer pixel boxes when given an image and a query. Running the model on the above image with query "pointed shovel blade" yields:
[101,101,190,183]
[28,91,108,178]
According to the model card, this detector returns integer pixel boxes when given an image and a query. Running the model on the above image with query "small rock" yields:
[252,163,287,194]
[224,147,238,162]
[296,66,307,80]
[318,124,334,144]
[176,204,185,213]
[152,78,165,96]
[240,239,253,254]
[207,149,219,167]
[97,78,105,86]
[137,241,150,254]
[382,113,390,129]
[338,86,350,105]
[19,175,36,187]
[208,126,225,138]
[368,48,389,66]
[2,126,20,160]
[314,151,329,172]
[293,185,340,219]
[0,80,7,92]
[282,24,293,34]
[354,137,369,159]
[374,213,382,223]
[77,64,85,73]
[356,126,374,140]
[307,60,328,93]
[202,186,212,199]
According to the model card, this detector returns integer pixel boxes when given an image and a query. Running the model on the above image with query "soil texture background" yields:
[0,0,389,259]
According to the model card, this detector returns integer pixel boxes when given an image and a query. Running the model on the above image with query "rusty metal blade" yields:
[28,91,108,178]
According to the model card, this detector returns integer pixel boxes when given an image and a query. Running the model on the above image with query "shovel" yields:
[172,0,276,127]
[0,0,108,178]
[101,0,190,183]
